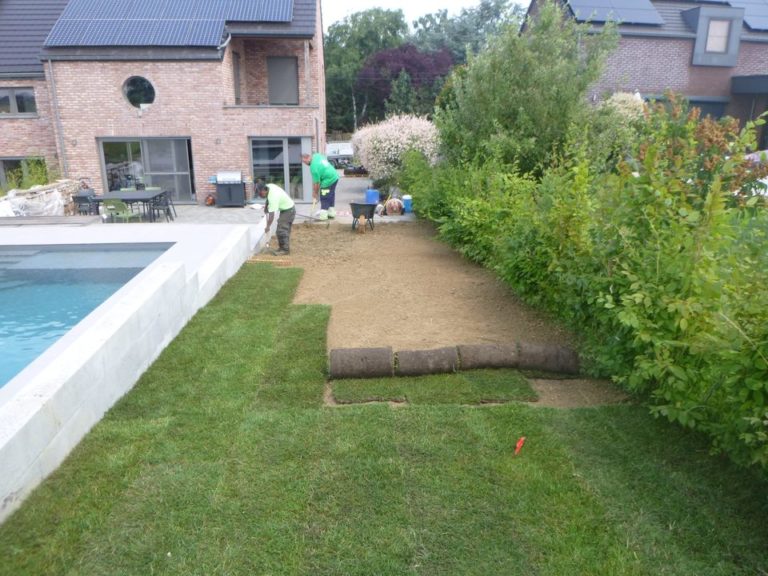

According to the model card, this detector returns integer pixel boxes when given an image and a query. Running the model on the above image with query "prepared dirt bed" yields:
[261,220,628,408]
[287,220,573,352]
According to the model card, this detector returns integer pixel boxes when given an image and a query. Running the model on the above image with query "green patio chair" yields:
[102,199,141,223]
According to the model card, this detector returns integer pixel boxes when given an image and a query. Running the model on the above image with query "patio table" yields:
[91,189,166,222]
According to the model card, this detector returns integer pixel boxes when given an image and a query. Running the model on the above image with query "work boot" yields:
[327,206,336,219]
[318,209,328,220]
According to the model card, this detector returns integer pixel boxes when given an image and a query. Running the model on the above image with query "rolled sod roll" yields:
[457,343,519,370]
[395,347,459,376]
[516,342,580,374]
[329,347,393,379]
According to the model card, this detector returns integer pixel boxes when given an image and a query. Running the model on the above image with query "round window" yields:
[123,76,155,108]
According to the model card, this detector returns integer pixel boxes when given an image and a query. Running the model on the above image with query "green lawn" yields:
[332,369,537,405]
[1,263,766,575]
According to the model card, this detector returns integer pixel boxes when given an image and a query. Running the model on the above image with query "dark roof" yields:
[560,0,768,40]
[730,0,768,31]
[0,0,70,77]
[0,0,316,73]
[567,0,664,26]
[44,0,312,48]
[227,0,316,38]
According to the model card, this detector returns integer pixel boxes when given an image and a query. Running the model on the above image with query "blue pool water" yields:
[0,244,171,387]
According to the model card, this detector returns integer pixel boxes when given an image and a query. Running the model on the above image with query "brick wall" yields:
[3,0,328,201]
[592,37,768,104]
[0,78,58,170]
[242,38,303,105]
[47,49,323,201]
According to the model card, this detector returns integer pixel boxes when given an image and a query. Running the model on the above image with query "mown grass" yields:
[332,369,536,405]
[1,263,767,575]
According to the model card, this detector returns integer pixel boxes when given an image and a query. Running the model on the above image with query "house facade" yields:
[0,0,327,203]
[526,0,768,146]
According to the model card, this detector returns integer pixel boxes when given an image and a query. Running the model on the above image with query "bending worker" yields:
[302,152,339,220]
[256,181,295,256]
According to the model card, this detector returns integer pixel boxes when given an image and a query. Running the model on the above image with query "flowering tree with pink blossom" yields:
[351,115,439,184]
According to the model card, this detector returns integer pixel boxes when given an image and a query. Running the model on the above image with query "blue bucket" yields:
[365,189,379,204]
[403,195,412,213]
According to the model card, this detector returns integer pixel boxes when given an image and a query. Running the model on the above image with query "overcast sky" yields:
[321,0,516,31]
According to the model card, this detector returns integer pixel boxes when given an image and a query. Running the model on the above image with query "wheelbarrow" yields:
[350,202,375,231]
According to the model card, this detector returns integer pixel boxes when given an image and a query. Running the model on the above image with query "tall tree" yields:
[355,44,453,123]
[385,70,418,116]
[324,9,408,133]
[411,0,522,65]
[435,0,618,174]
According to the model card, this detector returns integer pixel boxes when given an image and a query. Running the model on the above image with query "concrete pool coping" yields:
[0,222,263,523]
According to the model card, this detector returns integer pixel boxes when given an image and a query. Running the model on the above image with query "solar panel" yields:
[45,0,295,48]
[729,0,768,31]
[567,0,664,26]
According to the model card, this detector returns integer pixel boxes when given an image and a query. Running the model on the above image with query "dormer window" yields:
[706,19,731,53]
[683,6,743,67]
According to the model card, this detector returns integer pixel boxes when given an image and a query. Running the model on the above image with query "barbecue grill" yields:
[215,170,245,207]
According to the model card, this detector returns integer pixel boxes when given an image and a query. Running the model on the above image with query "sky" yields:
[321,0,503,31]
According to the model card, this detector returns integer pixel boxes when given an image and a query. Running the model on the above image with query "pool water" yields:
[0,244,170,387]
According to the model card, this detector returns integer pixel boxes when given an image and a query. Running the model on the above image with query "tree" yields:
[385,70,418,116]
[324,9,409,133]
[435,0,618,174]
[411,0,522,65]
[355,44,453,124]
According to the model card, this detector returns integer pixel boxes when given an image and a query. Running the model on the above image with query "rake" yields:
[295,198,330,227]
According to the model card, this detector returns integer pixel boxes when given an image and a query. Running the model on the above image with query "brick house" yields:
[0,0,327,204]
[526,0,768,146]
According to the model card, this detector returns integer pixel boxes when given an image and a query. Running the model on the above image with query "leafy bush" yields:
[351,114,439,186]
[1,158,49,193]
[408,95,768,470]
[434,0,617,175]
[588,100,768,467]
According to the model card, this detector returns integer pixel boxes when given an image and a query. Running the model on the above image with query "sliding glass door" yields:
[102,141,142,191]
[101,138,194,202]
[251,137,310,200]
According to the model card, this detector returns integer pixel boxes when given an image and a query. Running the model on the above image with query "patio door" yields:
[101,138,195,202]
[251,137,310,200]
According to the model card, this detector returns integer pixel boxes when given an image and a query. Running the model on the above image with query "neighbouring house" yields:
[525,0,768,146]
[0,0,327,204]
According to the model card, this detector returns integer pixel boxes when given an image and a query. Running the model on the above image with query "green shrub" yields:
[408,94,768,470]
[434,0,617,175]
[1,158,50,192]
[591,100,768,467]
[351,114,439,190]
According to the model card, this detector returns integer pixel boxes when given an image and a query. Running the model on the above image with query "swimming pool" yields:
[0,223,264,524]
[0,244,171,387]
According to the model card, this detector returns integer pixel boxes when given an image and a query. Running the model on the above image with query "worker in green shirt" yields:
[256,181,296,256]
[302,152,340,220]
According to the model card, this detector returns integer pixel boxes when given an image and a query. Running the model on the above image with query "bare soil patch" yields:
[286,220,573,351]
[529,379,630,408]
[261,220,627,408]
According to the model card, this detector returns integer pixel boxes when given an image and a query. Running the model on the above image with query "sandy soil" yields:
[257,219,628,408]
[285,220,573,351]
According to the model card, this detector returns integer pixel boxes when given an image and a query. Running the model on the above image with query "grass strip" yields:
[332,368,537,405]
